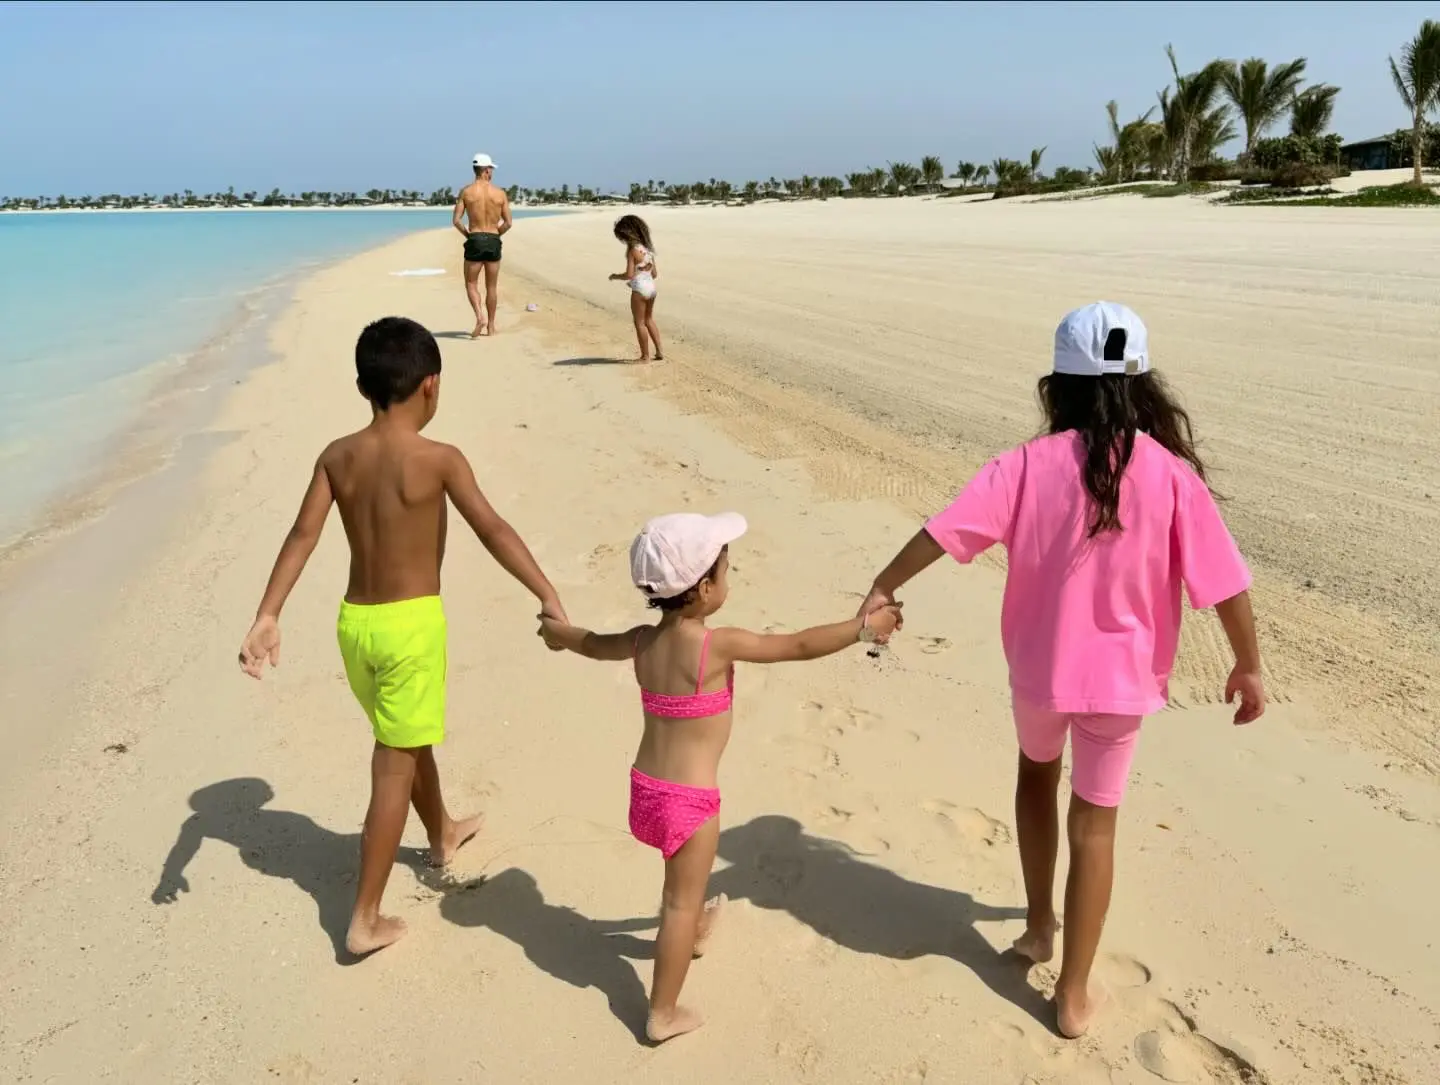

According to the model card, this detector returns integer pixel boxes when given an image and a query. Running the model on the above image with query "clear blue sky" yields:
[1,1,1433,196]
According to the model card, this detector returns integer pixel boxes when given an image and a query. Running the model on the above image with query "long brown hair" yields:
[614,214,654,252]
[1038,370,1209,536]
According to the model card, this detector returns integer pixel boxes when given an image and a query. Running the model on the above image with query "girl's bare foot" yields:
[653,353,664,361]
[429,813,485,868]
[471,321,486,339]
[646,1005,704,1043]
[692,894,726,958]
[345,914,408,957]
[1012,921,1057,963]
[1055,983,1106,1039]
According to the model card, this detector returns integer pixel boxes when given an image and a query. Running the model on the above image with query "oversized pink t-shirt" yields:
[925,431,1250,715]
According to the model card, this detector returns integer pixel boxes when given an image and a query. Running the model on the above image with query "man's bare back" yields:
[456,179,509,236]
[322,426,452,605]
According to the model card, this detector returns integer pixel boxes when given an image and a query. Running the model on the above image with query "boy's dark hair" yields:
[1037,368,1209,537]
[646,548,724,611]
[614,214,654,253]
[355,316,442,409]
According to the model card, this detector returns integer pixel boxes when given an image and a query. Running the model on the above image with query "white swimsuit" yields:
[628,245,657,299]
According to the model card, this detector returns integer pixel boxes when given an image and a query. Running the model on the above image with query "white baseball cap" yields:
[472,153,495,170]
[630,512,748,600]
[1053,301,1150,377]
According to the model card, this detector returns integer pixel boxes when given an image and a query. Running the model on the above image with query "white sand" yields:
[1,198,1437,1084]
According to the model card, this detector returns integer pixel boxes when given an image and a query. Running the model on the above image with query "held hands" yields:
[536,613,572,652]
[863,602,904,642]
[1224,666,1266,725]
[856,583,901,644]
[238,615,281,678]
[538,599,570,652]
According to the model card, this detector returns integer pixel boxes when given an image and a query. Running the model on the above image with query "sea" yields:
[0,209,537,549]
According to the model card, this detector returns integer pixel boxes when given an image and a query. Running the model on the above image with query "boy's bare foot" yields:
[471,321,486,339]
[692,894,726,957]
[345,914,408,957]
[430,813,484,868]
[1012,922,1057,964]
[646,1005,704,1043]
[1055,983,1106,1039]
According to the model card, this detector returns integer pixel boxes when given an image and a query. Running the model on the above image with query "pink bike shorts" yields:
[629,767,720,859]
[1012,697,1143,808]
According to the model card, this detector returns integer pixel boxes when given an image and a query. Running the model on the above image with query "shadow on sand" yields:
[552,356,635,367]
[150,777,427,964]
[434,331,484,340]
[439,868,657,1040]
[707,816,1044,1023]
[436,815,1040,1039]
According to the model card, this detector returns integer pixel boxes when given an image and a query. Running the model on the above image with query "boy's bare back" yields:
[323,426,454,605]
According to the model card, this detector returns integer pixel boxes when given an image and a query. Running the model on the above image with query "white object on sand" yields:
[390,268,446,277]
[526,303,539,311]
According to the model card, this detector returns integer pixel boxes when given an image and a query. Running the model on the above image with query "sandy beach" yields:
[2,196,1438,1084]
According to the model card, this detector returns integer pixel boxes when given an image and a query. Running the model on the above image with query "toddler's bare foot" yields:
[430,813,485,868]
[1055,983,1106,1039]
[646,1005,704,1043]
[692,894,726,957]
[345,914,408,957]
[1012,922,1056,964]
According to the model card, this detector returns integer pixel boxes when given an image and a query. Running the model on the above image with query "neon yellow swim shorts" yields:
[336,596,447,748]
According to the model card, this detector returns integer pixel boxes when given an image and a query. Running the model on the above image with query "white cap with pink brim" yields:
[629,512,748,600]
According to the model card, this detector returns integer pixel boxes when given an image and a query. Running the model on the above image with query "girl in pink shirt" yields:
[857,302,1266,1039]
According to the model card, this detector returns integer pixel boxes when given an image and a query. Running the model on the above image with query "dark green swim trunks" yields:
[463,232,502,263]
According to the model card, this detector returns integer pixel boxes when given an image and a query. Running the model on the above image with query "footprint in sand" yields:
[883,1057,931,1083]
[917,636,952,655]
[922,799,1013,847]
[1099,952,1153,990]
[1132,999,1261,1083]
[800,700,883,736]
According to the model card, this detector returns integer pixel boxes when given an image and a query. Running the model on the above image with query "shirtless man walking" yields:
[452,153,512,338]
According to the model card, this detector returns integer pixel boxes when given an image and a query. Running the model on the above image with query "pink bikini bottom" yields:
[628,767,720,859]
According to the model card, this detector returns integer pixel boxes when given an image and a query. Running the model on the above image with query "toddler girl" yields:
[540,512,901,1042]
[608,214,663,361]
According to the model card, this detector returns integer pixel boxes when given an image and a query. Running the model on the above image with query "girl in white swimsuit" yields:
[609,215,664,362]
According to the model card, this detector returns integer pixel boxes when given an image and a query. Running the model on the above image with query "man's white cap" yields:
[630,512,748,600]
[1053,301,1150,377]
[472,153,495,169]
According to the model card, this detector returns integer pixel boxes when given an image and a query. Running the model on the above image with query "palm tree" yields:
[1389,19,1440,184]
[975,164,991,187]
[887,161,914,194]
[920,155,945,191]
[1162,46,1232,180]
[1290,84,1340,138]
[1221,57,1308,158]
[1028,146,1047,181]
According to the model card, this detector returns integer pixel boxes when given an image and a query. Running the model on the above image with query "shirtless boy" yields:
[238,316,567,956]
[452,153,512,338]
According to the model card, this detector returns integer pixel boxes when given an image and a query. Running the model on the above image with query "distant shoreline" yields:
[0,203,580,216]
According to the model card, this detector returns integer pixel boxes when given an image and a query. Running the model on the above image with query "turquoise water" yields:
[0,209,469,545]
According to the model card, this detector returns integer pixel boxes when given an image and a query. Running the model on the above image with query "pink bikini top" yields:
[636,629,734,719]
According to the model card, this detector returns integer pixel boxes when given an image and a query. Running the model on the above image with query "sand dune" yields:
[0,200,1436,1084]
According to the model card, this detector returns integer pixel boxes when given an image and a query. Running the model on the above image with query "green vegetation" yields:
[1249,182,1440,207]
